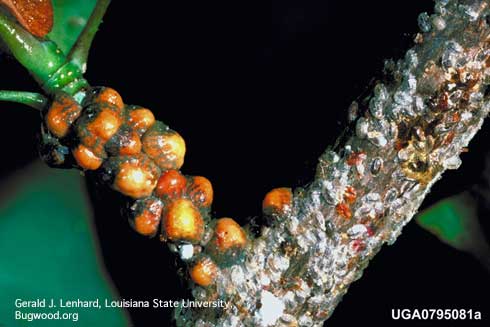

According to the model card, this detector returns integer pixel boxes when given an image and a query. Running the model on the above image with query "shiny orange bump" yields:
[214,218,247,252]
[72,144,103,170]
[119,131,142,156]
[190,257,218,287]
[262,187,292,215]
[129,197,164,237]
[336,203,352,220]
[93,87,124,110]
[87,108,123,141]
[113,155,160,199]
[163,199,204,243]
[142,123,186,170]
[155,169,187,199]
[128,107,156,136]
[188,176,213,207]
[45,94,82,138]
[106,128,142,156]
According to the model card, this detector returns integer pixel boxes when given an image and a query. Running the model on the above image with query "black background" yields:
[0,0,489,326]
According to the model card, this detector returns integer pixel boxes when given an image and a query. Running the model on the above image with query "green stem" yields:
[0,12,65,85]
[0,90,48,110]
[0,11,89,96]
[68,0,111,72]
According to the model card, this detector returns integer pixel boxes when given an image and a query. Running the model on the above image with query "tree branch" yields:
[176,0,490,325]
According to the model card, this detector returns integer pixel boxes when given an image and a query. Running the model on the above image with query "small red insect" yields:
[336,203,352,220]
[343,186,357,204]
[443,131,455,145]
[437,92,449,111]
[351,239,366,253]
[452,112,461,123]
[347,151,366,166]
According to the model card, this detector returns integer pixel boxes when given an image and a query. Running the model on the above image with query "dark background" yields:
[0,0,489,326]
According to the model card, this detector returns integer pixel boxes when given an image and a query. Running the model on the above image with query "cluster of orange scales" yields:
[44,86,294,287]
[0,0,297,289]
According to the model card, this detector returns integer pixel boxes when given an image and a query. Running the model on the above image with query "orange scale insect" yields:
[86,105,123,142]
[187,176,213,208]
[45,93,82,138]
[84,87,124,111]
[162,199,204,243]
[75,104,123,156]
[105,126,142,156]
[212,218,247,252]
[127,106,156,136]
[75,131,107,158]
[106,154,161,199]
[262,187,292,216]
[72,144,103,170]
[155,169,187,200]
[142,122,186,170]
[128,196,164,237]
[190,257,219,287]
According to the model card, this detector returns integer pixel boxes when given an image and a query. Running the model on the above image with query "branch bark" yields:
[176,0,490,326]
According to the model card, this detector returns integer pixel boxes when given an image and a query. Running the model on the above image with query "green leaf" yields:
[417,194,471,250]
[48,0,97,54]
[417,192,490,270]
[0,161,130,326]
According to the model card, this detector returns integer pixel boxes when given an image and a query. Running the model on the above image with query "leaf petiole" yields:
[67,0,112,72]
[0,90,48,111]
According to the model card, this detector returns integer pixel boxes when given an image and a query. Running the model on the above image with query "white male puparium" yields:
[176,1,490,326]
